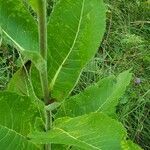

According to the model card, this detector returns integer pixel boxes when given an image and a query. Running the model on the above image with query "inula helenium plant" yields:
[0,0,142,150]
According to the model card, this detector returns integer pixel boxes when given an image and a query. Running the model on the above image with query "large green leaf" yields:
[30,113,126,150]
[47,0,106,101]
[56,76,115,117]
[0,92,42,150]
[52,140,143,150]
[0,1,46,71]
[56,70,132,118]
[0,0,38,51]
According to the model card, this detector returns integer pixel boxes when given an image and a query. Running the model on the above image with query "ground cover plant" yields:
[74,1,150,149]
[0,0,145,150]
[103,1,150,149]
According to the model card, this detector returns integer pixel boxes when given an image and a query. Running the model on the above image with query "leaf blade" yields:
[30,113,126,150]
[47,0,106,101]
[0,0,39,52]
[97,70,132,115]
[0,125,39,150]
[56,70,132,118]
[0,1,46,72]
[0,92,43,150]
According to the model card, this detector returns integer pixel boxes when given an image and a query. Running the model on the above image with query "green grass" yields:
[0,0,149,149]
[75,0,150,149]
[102,1,150,149]
[0,39,18,90]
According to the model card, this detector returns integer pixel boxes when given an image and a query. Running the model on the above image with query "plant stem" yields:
[37,0,51,150]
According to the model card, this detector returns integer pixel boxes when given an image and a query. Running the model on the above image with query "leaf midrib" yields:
[55,127,101,150]
[0,124,39,149]
[50,0,85,89]
[2,29,25,51]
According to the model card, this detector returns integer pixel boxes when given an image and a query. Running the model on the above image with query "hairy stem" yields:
[37,0,51,150]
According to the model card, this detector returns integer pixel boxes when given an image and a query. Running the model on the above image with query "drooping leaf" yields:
[7,61,32,96]
[21,50,46,72]
[121,140,143,150]
[30,113,126,150]
[47,0,106,101]
[0,0,46,72]
[7,62,43,99]
[0,92,43,150]
[0,0,38,51]
[56,70,132,118]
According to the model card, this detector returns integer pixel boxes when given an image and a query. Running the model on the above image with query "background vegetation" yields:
[0,0,149,149]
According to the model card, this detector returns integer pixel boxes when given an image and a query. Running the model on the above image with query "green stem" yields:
[37,0,51,150]
[45,110,52,150]
[38,0,47,59]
